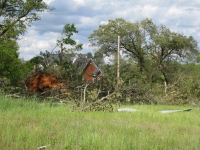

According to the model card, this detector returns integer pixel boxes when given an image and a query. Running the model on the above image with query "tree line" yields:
[1,0,200,105]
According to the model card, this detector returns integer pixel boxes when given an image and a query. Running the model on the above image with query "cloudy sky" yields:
[18,0,200,60]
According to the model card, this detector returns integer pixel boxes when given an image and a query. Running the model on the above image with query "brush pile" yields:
[25,71,75,100]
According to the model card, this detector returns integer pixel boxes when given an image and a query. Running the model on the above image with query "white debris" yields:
[159,110,183,114]
[37,146,46,150]
[117,108,192,114]
[117,108,138,112]
[159,108,192,114]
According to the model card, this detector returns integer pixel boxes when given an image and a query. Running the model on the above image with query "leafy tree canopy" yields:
[0,0,52,84]
[89,18,199,84]
[89,18,199,72]
[0,0,52,40]
[0,42,24,84]
[57,23,83,54]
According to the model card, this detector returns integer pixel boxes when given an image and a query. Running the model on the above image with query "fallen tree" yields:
[25,71,74,96]
[26,72,62,93]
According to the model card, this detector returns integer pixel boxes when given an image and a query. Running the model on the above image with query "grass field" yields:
[0,94,199,150]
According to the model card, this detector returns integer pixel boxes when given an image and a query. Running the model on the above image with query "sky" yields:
[18,0,200,61]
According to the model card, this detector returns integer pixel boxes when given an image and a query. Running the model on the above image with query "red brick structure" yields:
[73,58,103,82]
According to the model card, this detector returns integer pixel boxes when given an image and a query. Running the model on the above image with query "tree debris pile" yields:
[26,71,67,93]
[78,91,121,112]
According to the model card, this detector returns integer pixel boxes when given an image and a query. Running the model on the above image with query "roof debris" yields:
[118,108,139,112]
[117,108,192,113]
[159,108,192,114]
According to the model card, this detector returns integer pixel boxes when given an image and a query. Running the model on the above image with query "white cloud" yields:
[100,21,108,25]
[43,0,53,5]
[74,0,85,5]
[18,29,60,60]
[79,16,98,28]
[17,0,200,60]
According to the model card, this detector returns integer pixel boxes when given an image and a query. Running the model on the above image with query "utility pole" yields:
[59,42,64,65]
[117,36,120,79]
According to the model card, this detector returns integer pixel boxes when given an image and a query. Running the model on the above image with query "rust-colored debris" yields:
[27,72,64,93]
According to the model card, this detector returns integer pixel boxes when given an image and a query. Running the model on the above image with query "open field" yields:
[0,94,200,150]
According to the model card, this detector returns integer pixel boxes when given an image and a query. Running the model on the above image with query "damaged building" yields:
[26,54,103,93]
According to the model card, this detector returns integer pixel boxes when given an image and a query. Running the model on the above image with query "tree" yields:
[0,0,51,40]
[24,55,43,71]
[151,25,199,84]
[89,18,156,73]
[0,0,51,86]
[0,41,25,84]
[102,57,137,86]
[57,23,83,65]
[93,50,105,66]
[56,23,83,77]
[36,24,83,81]
[89,18,199,84]
[86,52,93,58]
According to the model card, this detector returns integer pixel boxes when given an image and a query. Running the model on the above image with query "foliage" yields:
[0,0,52,91]
[93,51,105,66]
[0,41,27,84]
[62,23,81,48]
[103,56,144,86]
[57,23,83,59]
[89,18,156,73]
[24,56,43,69]
[0,76,10,92]
[36,24,84,80]
[86,17,200,105]
[0,0,52,39]
[196,55,200,63]
[22,24,86,103]
[168,64,200,105]
[89,18,199,84]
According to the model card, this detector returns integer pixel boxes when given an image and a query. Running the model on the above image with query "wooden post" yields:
[33,64,36,72]
[59,42,64,65]
[83,82,89,104]
[117,36,120,79]
[164,81,167,96]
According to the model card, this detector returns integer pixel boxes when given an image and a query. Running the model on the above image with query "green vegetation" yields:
[89,18,199,84]
[1,1,200,105]
[0,0,50,39]
[0,94,199,150]
[1,2,199,148]
[0,3,200,149]
[0,42,27,84]
[0,0,52,85]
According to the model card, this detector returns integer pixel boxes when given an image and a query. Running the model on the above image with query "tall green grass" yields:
[0,94,199,150]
